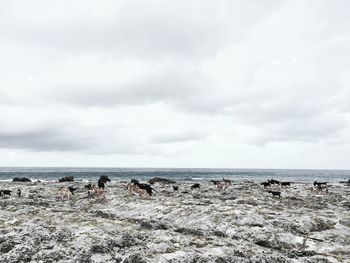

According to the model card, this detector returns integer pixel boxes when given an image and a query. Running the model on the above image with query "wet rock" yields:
[287,250,316,258]
[123,253,147,263]
[148,177,176,184]
[139,220,168,230]
[310,218,336,232]
[12,177,31,182]
[115,234,139,248]
[94,210,116,219]
[0,241,15,253]
[91,244,110,254]
[58,176,74,182]
[175,227,204,237]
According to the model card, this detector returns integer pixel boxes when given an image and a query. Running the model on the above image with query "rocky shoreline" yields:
[0,180,349,263]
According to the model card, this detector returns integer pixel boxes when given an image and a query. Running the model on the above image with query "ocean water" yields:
[0,167,349,183]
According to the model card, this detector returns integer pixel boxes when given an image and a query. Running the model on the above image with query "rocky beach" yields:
[0,180,350,263]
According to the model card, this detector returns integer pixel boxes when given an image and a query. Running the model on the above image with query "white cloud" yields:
[0,0,350,168]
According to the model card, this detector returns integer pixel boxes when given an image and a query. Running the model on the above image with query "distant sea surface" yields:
[0,167,349,183]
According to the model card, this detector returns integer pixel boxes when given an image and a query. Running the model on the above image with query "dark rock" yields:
[139,220,168,230]
[123,253,147,263]
[148,177,176,184]
[287,250,316,258]
[58,176,74,182]
[91,244,110,254]
[255,240,276,249]
[115,234,138,248]
[310,218,336,232]
[0,241,15,253]
[12,177,31,182]
[94,210,115,219]
[211,230,227,238]
[175,227,204,237]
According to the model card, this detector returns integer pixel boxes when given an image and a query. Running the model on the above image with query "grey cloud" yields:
[0,128,88,152]
[0,121,149,155]
[149,131,206,144]
[248,114,346,146]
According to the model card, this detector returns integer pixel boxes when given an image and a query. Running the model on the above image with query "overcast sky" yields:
[0,0,350,169]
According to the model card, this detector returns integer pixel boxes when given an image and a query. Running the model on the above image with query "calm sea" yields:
[0,167,349,183]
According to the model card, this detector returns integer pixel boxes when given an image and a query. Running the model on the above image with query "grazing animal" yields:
[136,188,150,198]
[0,190,12,198]
[127,182,151,198]
[91,184,106,200]
[261,182,271,188]
[211,180,220,185]
[133,181,153,196]
[131,179,139,183]
[314,181,328,192]
[57,187,72,201]
[17,189,21,198]
[217,181,228,191]
[281,182,291,187]
[98,181,105,189]
[268,179,280,185]
[68,187,77,195]
[223,178,232,185]
[126,183,139,195]
[85,183,92,190]
[268,190,281,197]
[99,175,111,183]
[173,186,179,192]
[98,176,111,189]
[190,183,200,190]
[314,181,327,187]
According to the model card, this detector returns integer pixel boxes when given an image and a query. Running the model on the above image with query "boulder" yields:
[12,177,32,182]
[58,176,74,182]
[148,177,176,185]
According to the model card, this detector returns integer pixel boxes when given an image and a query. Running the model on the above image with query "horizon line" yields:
[0,166,350,171]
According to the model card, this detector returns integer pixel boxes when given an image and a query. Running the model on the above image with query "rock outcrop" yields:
[148,177,176,184]
[58,176,74,182]
[12,177,32,182]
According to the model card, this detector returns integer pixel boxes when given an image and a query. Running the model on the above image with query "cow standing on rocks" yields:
[98,176,111,190]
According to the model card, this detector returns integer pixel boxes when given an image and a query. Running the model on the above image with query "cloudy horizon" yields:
[1,0,350,169]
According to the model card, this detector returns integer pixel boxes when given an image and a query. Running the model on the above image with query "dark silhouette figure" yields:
[68,187,78,194]
[268,190,281,197]
[98,176,111,189]
[191,183,200,190]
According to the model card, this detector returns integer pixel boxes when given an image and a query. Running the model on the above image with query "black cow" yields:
[268,179,280,185]
[68,187,78,194]
[261,182,271,188]
[0,190,12,197]
[133,181,153,196]
[223,178,232,185]
[268,190,281,197]
[314,181,328,191]
[314,181,327,187]
[98,176,111,189]
[281,182,291,186]
[190,183,200,190]
[211,180,220,185]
